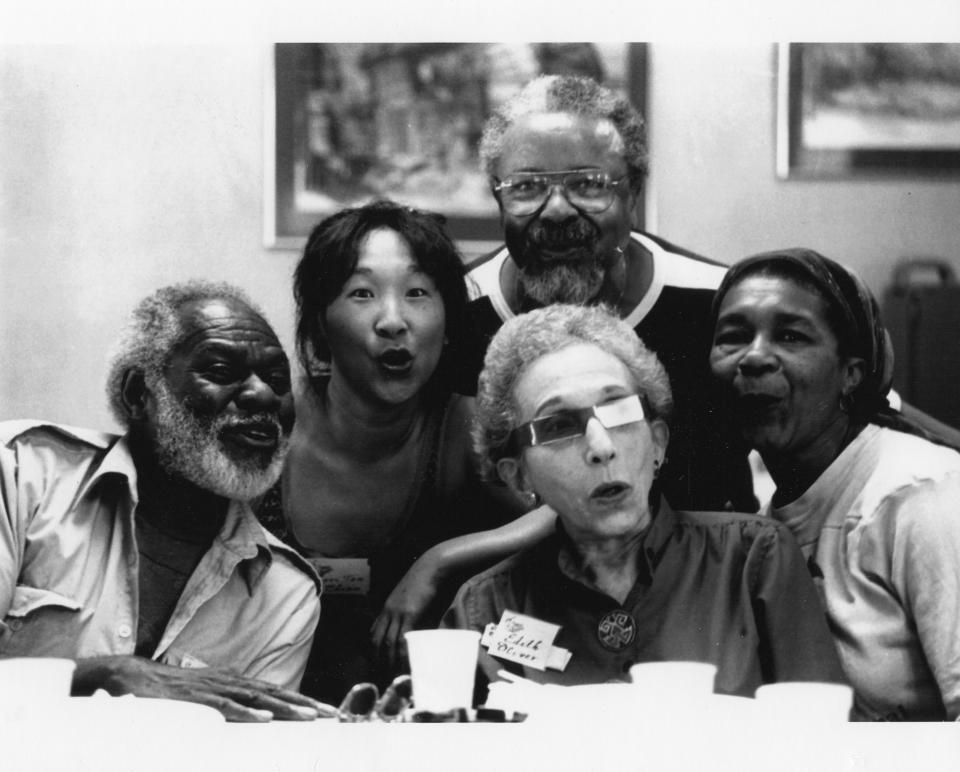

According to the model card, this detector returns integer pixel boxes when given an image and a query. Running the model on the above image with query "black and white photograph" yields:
[3,2,960,771]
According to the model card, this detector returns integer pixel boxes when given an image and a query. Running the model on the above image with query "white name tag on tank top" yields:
[307,557,370,595]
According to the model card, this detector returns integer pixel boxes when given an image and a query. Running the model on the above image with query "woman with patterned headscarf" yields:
[710,248,960,721]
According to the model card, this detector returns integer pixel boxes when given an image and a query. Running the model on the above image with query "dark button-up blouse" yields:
[442,499,845,697]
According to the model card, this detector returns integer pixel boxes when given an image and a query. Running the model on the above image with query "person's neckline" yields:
[768,423,878,514]
[308,370,428,461]
[766,420,868,509]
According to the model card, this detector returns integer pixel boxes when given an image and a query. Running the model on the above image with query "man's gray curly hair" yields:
[479,75,649,196]
[105,280,266,427]
[473,304,672,481]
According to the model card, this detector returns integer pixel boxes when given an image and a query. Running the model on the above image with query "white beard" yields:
[151,381,290,501]
[519,260,605,305]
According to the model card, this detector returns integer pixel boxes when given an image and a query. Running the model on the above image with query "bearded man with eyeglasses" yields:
[462,74,753,512]
[370,75,755,661]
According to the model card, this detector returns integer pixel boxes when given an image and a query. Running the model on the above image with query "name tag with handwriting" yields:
[307,557,370,595]
[482,611,569,672]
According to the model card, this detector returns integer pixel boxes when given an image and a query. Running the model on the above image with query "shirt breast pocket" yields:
[1,585,83,656]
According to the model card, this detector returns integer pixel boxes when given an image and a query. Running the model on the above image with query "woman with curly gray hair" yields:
[443,303,844,697]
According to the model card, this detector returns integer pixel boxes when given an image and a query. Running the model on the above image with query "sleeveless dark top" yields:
[258,390,484,702]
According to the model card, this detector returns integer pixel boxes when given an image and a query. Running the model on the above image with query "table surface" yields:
[220,719,960,772]
[9,697,960,772]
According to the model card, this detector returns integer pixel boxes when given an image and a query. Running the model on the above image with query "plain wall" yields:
[647,43,960,284]
[3,43,960,430]
[1,45,301,429]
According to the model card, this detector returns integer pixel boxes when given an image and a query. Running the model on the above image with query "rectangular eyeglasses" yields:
[509,393,647,451]
[491,168,628,217]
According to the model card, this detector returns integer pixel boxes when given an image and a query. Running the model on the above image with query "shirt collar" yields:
[640,495,680,562]
[76,433,139,506]
[79,434,279,594]
[552,497,677,588]
[216,500,275,593]
[767,424,880,550]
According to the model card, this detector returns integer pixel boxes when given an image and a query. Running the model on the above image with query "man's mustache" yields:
[214,412,288,438]
[526,218,598,250]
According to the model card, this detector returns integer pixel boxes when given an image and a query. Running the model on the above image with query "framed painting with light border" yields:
[776,42,960,179]
[265,42,647,254]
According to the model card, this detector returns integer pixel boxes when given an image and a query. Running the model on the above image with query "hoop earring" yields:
[839,392,854,414]
[521,490,541,509]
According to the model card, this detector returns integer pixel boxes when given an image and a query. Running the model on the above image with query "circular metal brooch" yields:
[597,609,637,651]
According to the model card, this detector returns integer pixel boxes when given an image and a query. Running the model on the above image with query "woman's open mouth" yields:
[377,348,414,377]
[736,393,782,414]
[589,482,632,504]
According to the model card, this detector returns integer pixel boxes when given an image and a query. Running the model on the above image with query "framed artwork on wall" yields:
[776,42,960,179]
[265,42,648,252]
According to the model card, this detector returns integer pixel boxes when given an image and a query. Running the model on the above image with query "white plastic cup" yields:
[754,682,853,723]
[404,629,480,712]
[629,661,717,696]
[0,657,76,702]
[0,657,76,727]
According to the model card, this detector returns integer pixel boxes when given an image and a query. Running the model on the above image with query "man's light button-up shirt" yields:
[0,421,323,690]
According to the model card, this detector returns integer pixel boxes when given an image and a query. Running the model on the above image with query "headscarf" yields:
[712,247,952,445]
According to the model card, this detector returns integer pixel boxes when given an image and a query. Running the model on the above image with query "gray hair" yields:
[479,75,649,196]
[105,280,267,427]
[473,304,672,480]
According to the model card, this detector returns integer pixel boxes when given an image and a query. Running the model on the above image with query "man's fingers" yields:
[213,683,335,720]
[260,684,331,713]
[184,692,274,723]
[230,689,322,721]
[202,670,330,712]
[179,670,334,720]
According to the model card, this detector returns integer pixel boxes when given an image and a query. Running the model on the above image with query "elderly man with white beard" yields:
[0,281,328,722]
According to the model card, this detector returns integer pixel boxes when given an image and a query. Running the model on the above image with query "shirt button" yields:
[117,623,132,639]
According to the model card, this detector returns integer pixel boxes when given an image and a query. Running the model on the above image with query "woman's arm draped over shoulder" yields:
[371,506,556,666]
[750,521,847,685]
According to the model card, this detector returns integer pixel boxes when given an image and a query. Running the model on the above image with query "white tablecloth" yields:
[8,696,960,772]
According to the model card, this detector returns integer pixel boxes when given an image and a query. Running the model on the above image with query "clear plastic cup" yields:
[404,630,480,712]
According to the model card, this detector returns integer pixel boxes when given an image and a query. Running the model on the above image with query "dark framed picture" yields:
[776,43,960,179]
[265,43,647,251]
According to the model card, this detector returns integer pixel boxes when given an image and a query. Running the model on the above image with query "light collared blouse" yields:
[0,421,321,690]
[769,423,960,721]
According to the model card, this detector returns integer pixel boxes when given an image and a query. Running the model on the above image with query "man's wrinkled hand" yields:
[72,655,337,722]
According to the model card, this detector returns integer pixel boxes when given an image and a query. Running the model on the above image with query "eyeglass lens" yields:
[498,170,617,215]
[519,394,645,448]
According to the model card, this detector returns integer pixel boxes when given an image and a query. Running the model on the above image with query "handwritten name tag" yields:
[307,557,370,595]
[484,611,562,672]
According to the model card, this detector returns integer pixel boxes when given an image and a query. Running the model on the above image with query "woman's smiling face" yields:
[709,274,863,462]
[498,342,667,545]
